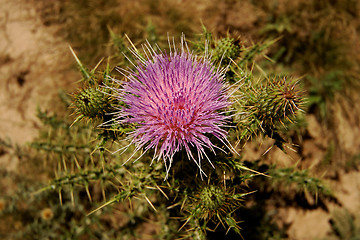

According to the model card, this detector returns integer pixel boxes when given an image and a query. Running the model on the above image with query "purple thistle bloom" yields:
[114,36,232,178]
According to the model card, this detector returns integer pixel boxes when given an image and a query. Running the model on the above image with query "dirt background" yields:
[0,0,78,170]
[1,0,360,239]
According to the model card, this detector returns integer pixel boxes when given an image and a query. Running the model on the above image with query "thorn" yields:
[85,185,92,202]
[91,57,104,74]
[70,115,84,127]
[58,189,63,206]
[87,197,118,216]
[156,185,169,200]
[69,45,91,81]
[124,33,138,52]
[62,155,67,172]
[70,188,75,206]
[178,216,192,232]
[102,184,106,202]
[237,165,270,178]
[144,195,157,212]
[263,145,273,156]
[74,156,81,170]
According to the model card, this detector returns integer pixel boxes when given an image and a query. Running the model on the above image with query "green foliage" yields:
[268,167,332,198]
[2,27,335,239]
[24,103,254,239]
[48,29,326,239]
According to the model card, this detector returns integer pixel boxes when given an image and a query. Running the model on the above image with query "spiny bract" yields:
[113,36,232,177]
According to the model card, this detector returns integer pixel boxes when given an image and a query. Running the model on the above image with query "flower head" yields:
[114,36,231,177]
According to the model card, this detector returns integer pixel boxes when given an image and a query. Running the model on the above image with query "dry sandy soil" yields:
[0,0,79,170]
[1,0,360,239]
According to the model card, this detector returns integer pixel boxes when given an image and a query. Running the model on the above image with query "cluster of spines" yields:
[73,87,114,120]
[212,37,241,66]
[183,184,244,236]
[237,76,304,143]
[254,77,303,126]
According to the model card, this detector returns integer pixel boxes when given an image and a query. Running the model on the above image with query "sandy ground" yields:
[0,0,79,170]
[0,0,360,239]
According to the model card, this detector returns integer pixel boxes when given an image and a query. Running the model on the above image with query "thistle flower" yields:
[113,36,232,177]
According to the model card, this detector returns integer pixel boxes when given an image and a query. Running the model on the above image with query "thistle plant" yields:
[25,29,336,240]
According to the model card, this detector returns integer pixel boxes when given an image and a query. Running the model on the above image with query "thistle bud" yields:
[236,76,303,143]
[255,77,303,126]
[190,185,242,221]
[182,184,243,236]
[74,87,113,120]
[200,185,226,211]
[213,38,241,65]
